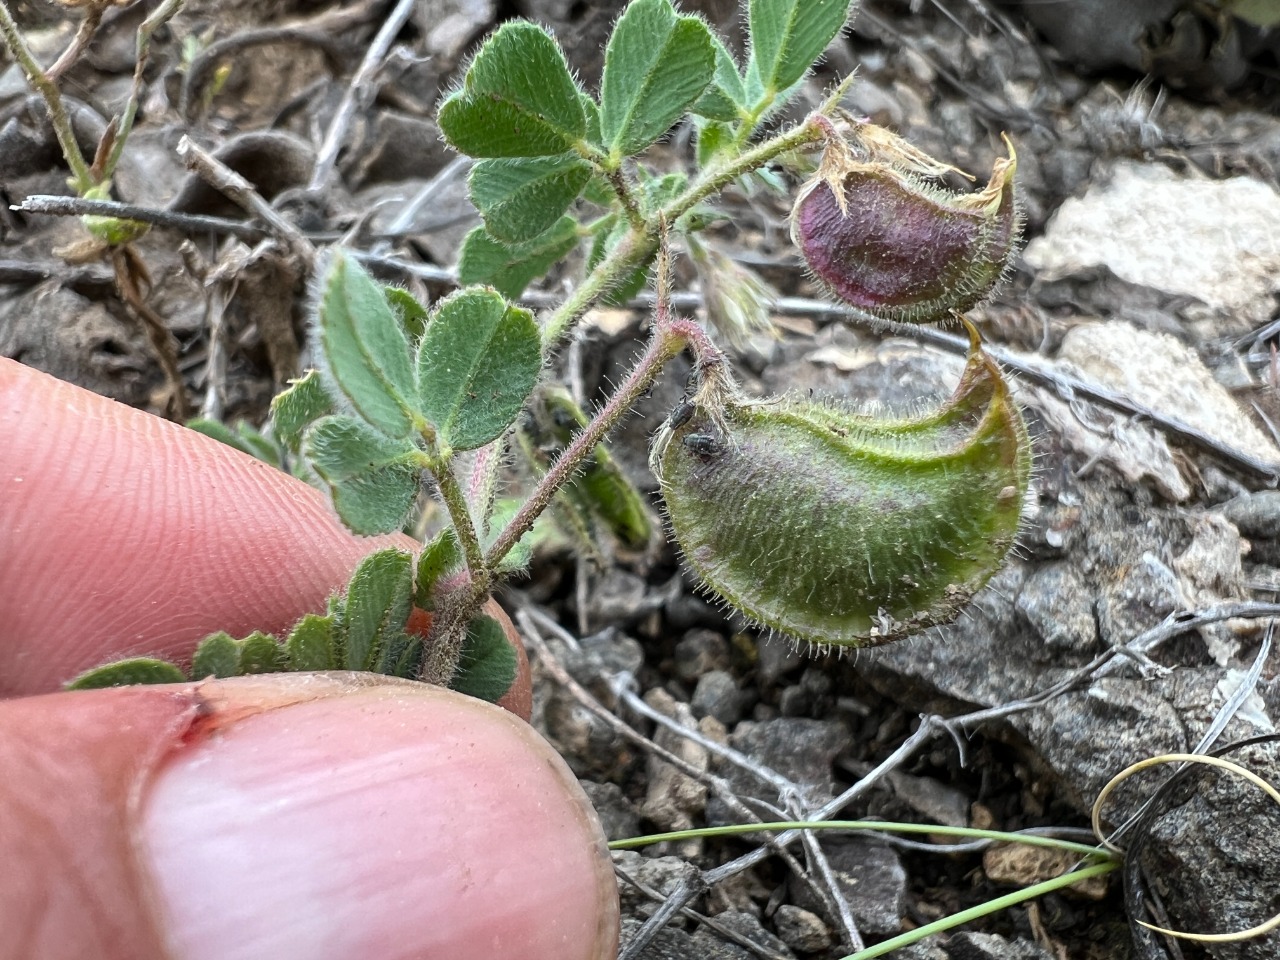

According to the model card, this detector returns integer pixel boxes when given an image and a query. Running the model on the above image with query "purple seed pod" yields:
[791,130,1020,324]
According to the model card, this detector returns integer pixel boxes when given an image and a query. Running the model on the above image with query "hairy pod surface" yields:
[791,129,1020,324]
[653,329,1030,647]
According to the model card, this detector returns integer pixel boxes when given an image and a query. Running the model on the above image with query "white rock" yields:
[1024,162,1280,324]
[1057,320,1280,470]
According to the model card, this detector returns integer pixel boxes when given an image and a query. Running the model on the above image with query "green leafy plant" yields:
[69,0,1030,704]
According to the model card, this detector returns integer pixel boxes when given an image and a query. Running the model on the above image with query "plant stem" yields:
[664,113,824,224]
[607,820,1119,862]
[485,320,688,571]
[45,5,104,81]
[605,168,645,229]
[431,461,489,594]
[102,0,184,183]
[540,226,654,346]
[0,0,94,192]
[845,861,1119,960]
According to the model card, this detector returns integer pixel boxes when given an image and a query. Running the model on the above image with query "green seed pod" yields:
[791,126,1020,324]
[652,323,1030,647]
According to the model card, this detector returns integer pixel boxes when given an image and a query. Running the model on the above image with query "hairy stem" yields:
[0,1,94,192]
[486,321,689,572]
[431,460,489,594]
[605,168,645,229]
[664,114,824,224]
[540,226,654,346]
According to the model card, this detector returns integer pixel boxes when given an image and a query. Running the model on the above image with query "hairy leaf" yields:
[271,370,336,451]
[417,289,542,452]
[451,614,519,704]
[456,217,579,300]
[191,632,241,679]
[438,21,586,157]
[600,0,715,157]
[342,549,415,672]
[315,251,418,438]
[66,658,187,689]
[285,614,335,671]
[415,528,462,609]
[470,155,593,244]
[748,0,853,94]
[306,415,422,535]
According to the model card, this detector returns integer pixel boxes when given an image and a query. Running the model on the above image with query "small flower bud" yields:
[685,234,778,351]
[791,125,1020,324]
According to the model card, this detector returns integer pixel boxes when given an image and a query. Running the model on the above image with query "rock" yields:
[772,905,832,954]
[727,718,851,805]
[1222,490,1280,539]
[755,636,805,688]
[692,670,745,726]
[1024,163,1280,329]
[1060,322,1280,476]
[612,850,700,913]
[618,918,746,960]
[639,690,709,847]
[1137,734,1280,960]
[943,931,1055,959]
[578,780,640,842]
[674,629,732,681]
[1094,550,1184,647]
[809,837,907,937]
[1222,491,1280,565]
[692,912,794,960]
[885,770,972,828]
[1015,562,1100,657]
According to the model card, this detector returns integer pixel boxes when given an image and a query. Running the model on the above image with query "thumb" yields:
[1,673,618,960]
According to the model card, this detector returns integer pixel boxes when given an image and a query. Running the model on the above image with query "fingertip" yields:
[139,678,618,960]
[0,359,413,693]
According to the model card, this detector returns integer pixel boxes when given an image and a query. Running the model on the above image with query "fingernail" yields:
[140,680,617,960]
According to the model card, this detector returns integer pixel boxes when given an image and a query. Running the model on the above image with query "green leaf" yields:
[66,657,187,689]
[747,0,853,94]
[456,218,580,299]
[695,118,736,166]
[383,286,429,340]
[691,34,748,122]
[373,631,420,677]
[306,415,422,535]
[186,418,280,466]
[415,528,462,609]
[192,632,242,679]
[285,614,335,671]
[237,423,284,465]
[316,250,418,438]
[638,170,688,213]
[600,0,715,157]
[342,549,415,672]
[416,289,542,452]
[451,614,519,704]
[580,94,603,148]
[271,370,336,451]
[470,155,593,244]
[239,632,285,674]
[438,21,586,158]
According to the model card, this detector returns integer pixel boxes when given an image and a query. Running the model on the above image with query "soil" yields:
[4,2,1280,959]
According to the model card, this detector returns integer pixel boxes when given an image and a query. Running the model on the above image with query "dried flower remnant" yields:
[792,122,1021,324]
